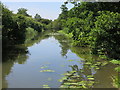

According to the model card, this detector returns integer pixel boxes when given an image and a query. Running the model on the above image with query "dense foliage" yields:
[2,1,120,88]
[53,2,120,88]
[1,3,51,49]
[54,2,120,60]
[1,3,52,62]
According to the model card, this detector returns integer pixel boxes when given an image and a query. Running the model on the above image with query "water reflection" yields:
[54,34,71,58]
[59,65,95,88]
[59,46,117,88]
[59,62,117,88]
[2,30,53,88]
[2,46,28,88]
[2,30,118,88]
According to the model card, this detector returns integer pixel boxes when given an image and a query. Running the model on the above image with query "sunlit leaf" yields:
[68,60,74,62]
[85,62,92,65]
[40,69,55,72]
[87,75,93,78]
[110,60,120,65]
[43,85,50,88]
[43,85,48,87]
[115,66,120,72]
[95,67,100,69]
[101,61,108,66]
[88,77,94,80]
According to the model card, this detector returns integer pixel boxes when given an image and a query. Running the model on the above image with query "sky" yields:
[2,1,74,20]
[1,0,67,2]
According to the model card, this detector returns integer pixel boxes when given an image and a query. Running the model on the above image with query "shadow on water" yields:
[2,30,52,88]
[2,30,118,88]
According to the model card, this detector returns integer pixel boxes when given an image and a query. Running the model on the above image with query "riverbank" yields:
[58,30,120,88]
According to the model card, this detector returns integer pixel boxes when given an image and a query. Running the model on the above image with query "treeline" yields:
[1,3,51,49]
[53,2,120,60]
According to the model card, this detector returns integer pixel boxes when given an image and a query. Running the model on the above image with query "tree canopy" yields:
[17,8,30,16]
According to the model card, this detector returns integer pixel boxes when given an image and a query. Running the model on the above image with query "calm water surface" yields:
[2,31,117,88]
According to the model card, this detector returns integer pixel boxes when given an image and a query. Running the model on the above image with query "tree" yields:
[2,3,15,46]
[40,19,52,25]
[17,8,30,16]
[34,14,41,22]
[59,3,68,20]
[60,3,68,13]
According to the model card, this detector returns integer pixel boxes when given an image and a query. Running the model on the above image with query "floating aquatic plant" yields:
[40,69,55,72]
[110,60,120,65]
[42,85,50,88]
[68,60,74,62]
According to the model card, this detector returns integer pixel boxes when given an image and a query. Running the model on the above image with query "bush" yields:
[90,11,120,59]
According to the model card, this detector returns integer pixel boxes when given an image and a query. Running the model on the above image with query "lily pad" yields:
[101,61,108,66]
[85,62,92,65]
[68,60,74,62]
[96,62,101,65]
[43,85,50,88]
[87,75,93,78]
[62,73,71,76]
[110,60,120,64]
[88,77,94,80]
[58,77,68,82]
[40,70,55,72]
[43,87,50,88]
[115,66,120,72]
[69,70,77,73]
[96,67,100,69]
[43,85,48,87]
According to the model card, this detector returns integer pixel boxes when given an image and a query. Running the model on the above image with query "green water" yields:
[2,31,117,88]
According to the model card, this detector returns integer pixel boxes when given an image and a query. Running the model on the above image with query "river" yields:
[2,31,117,88]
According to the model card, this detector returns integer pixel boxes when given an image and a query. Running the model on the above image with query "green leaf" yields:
[101,61,108,66]
[87,75,93,78]
[110,60,120,65]
[88,77,94,80]
[68,60,74,62]
[85,62,92,65]
[115,66,120,72]
[43,85,48,87]
[40,69,55,72]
